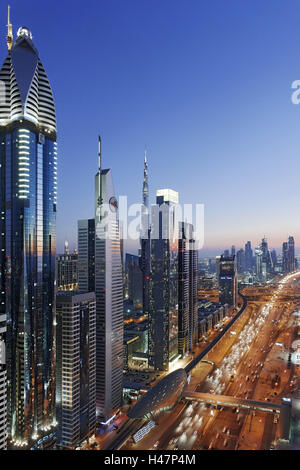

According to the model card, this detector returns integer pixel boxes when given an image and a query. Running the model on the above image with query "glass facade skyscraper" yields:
[218,255,237,307]
[287,236,295,273]
[94,160,124,422]
[0,27,57,447]
[139,152,151,319]
[178,222,198,357]
[148,189,179,371]
[56,291,96,449]
[78,138,123,423]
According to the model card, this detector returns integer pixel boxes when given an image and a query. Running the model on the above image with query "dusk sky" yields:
[2,0,300,256]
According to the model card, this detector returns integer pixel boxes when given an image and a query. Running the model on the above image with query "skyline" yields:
[2,1,300,255]
[1,1,300,453]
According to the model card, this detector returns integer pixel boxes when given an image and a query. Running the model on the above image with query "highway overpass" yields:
[182,391,292,440]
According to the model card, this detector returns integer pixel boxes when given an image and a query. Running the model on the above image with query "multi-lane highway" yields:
[122,272,300,451]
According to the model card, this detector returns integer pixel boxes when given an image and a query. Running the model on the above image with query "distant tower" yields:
[64,240,69,255]
[218,255,237,307]
[6,6,13,51]
[142,150,149,210]
[245,241,253,272]
[255,246,263,280]
[287,236,295,272]
[282,242,288,274]
[236,248,245,274]
[261,237,272,273]
[271,249,277,270]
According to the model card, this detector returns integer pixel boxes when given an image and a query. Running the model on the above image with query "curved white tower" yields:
[94,138,123,421]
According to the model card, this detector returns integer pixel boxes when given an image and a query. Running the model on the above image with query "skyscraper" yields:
[245,241,253,272]
[218,255,237,307]
[77,219,95,292]
[261,237,272,274]
[56,291,96,449]
[94,137,123,421]
[287,236,295,273]
[271,249,277,270]
[148,189,179,370]
[125,254,143,311]
[188,228,198,351]
[56,242,78,291]
[0,19,57,447]
[216,255,221,284]
[178,223,190,357]
[282,242,289,274]
[0,320,6,449]
[139,151,151,318]
[236,248,245,274]
[255,246,264,280]
[78,140,123,422]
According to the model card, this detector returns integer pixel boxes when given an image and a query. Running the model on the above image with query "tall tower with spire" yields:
[94,137,123,421]
[6,5,13,51]
[0,12,57,448]
[142,150,149,210]
[139,150,151,319]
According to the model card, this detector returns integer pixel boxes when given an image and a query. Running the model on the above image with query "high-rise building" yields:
[287,236,295,272]
[255,246,264,280]
[77,219,95,292]
[148,189,179,370]
[245,241,253,272]
[231,245,236,256]
[139,151,151,318]
[125,254,143,311]
[188,229,198,351]
[178,224,190,357]
[271,249,278,270]
[178,223,198,357]
[56,291,96,449]
[236,248,245,274]
[94,137,123,421]
[0,318,6,449]
[78,140,123,423]
[218,255,237,307]
[261,237,272,273]
[0,19,57,447]
[282,242,289,274]
[56,242,78,291]
[216,255,221,284]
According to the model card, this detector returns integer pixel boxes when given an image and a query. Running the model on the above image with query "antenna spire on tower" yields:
[142,148,149,209]
[98,135,102,172]
[6,5,13,51]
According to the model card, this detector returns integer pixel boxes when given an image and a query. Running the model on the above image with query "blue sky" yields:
[2,0,300,256]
